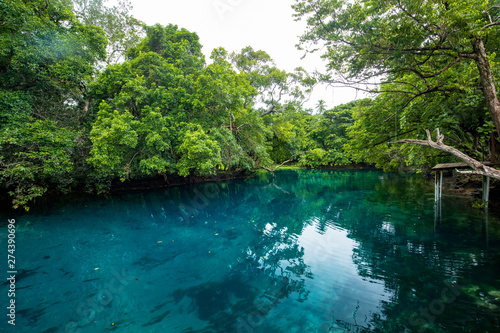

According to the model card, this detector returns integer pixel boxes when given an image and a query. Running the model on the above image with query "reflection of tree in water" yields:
[257,170,500,332]
[240,170,387,332]
[171,245,310,331]
[337,175,500,332]
[170,181,313,332]
[242,170,385,332]
[122,170,500,332]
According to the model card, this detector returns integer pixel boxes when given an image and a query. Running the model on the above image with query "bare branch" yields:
[382,86,443,123]
[392,129,500,180]
[323,81,417,96]
[419,57,462,79]
[236,123,253,131]
[370,129,417,147]
[482,21,500,31]
[260,104,279,117]
[260,151,311,177]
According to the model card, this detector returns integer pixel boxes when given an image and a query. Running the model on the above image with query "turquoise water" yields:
[1,170,500,332]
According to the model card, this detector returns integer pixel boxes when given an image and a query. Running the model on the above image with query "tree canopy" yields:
[73,0,144,65]
[294,0,500,177]
[0,0,106,209]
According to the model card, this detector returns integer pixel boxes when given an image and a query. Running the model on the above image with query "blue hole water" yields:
[1,170,500,332]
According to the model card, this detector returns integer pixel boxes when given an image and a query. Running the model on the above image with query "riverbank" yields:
[0,163,378,211]
[1,163,495,213]
[0,170,255,212]
[109,170,255,193]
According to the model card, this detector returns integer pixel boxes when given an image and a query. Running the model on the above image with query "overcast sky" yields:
[129,0,364,109]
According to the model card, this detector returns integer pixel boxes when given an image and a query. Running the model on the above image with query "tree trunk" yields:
[473,38,500,138]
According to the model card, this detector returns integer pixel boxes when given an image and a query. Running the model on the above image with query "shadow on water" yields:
[1,170,500,332]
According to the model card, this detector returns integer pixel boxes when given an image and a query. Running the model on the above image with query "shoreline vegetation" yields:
[3,164,497,214]
[2,0,500,210]
[0,164,374,211]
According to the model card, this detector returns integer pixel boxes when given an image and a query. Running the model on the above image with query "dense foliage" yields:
[294,0,500,173]
[0,0,106,209]
[1,0,498,208]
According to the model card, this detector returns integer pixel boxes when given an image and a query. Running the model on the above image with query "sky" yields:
[129,0,365,110]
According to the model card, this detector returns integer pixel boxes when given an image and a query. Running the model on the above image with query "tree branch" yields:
[260,151,311,177]
[236,123,253,131]
[482,21,500,31]
[392,129,500,180]
[260,104,279,117]
[371,129,417,147]
[382,86,442,123]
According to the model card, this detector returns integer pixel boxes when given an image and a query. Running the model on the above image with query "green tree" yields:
[294,0,500,178]
[228,47,323,170]
[73,0,144,65]
[265,104,305,163]
[230,46,316,118]
[88,51,183,187]
[88,26,274,188]
[0,121,76,209]
[345,79,492,172]
[299,101,364,167]
[198,48,273,170]
[0,0,106,208]
[127,24,205,74]
[176,126,221,177]
[316,99,327,115]
[0,0,106,125]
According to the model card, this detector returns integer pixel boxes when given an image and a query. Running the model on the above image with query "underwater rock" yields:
[475,298,498,310]
[462,285,480,298]
[462,285,499,310]
[488,290,500,298]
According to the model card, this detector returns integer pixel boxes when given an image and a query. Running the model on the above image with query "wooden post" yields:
[434,197,441,227]
[435,171,438,202]
[434,170,443,201]
[434,172,442,227]
[483,175,490,204]
[439,170,443,200]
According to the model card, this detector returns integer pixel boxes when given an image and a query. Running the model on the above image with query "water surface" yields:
[1,170,500,332]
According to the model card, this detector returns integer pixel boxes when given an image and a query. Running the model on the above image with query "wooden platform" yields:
[432,162,493,170]
[432,162,492,204]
